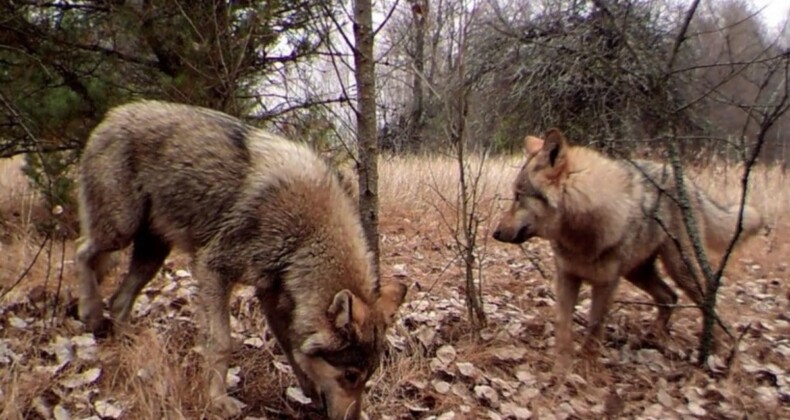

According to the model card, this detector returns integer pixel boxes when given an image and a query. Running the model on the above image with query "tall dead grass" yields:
[379,153,787,241]
[0,156,36,242]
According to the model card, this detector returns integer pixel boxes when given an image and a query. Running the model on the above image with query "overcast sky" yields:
[749,0,790,33]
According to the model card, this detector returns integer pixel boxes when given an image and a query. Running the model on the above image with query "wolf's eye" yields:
[514,192,521,201]
[343,369,361,385]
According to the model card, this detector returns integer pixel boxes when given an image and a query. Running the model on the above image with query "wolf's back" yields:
[630,160,763,252]
[79,100,324,249]
[697,192,762,252]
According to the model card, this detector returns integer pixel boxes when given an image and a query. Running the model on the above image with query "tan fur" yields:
[493,128,763,368]
[75,100,407,419]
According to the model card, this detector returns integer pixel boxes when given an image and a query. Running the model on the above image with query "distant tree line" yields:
[1,0,788,176]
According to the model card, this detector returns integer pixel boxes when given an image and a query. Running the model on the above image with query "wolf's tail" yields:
[699,192,763,253]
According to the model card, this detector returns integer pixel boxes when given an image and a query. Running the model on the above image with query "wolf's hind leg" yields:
[659,244,725,349]
[659,244,705,308]
[625,258,678,338]
[109,228,170,325]
[194,260,243,417]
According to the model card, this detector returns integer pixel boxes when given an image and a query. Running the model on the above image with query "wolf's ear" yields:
[329,289,370,330]
[543,128,568,168]
[524,135,544,156]
[375,281,408,325]
[328,289,355,330]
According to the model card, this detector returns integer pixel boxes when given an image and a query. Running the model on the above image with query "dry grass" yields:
[0,156,37,243]
[1,153,788,419]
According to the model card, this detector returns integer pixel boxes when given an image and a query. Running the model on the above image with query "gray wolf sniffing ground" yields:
[75,100,407,419]
[492,128,762,367]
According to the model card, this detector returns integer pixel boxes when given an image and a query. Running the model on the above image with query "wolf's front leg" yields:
[75,237,111,334]
[582,279,619,357]
[554,271,582,372]
[195,261,244,417]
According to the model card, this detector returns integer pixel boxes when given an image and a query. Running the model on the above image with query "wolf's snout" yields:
[492,225,530,244]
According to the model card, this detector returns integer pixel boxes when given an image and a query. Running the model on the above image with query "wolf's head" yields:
[493,128,571,244]
[283,281,407,420]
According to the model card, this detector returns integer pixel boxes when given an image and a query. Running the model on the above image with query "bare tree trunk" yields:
[408,0,427,149]
[353,0,380,276]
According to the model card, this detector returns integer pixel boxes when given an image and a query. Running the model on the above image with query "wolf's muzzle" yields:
[492,225,531,244]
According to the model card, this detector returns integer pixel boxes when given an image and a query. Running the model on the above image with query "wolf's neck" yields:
[553,154,633,254]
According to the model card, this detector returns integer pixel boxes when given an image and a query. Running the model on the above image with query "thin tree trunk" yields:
[353,0,380,276]
[408,0,426,150]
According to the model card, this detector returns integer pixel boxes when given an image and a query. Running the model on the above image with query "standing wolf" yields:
[492,129,762,367]
[76,100,407,419]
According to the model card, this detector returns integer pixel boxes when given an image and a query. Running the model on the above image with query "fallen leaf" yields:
[61,367,101,389]
[482,410,501,420]
[557,402,575,418]
[517,386,540,403]
[273,361,292,375]
[72,334,98,362]
[226,366,241,388]
[94,399,123,419]
[435,345,457,365]
[50,336,74,367]
[515,370,536,386]
[416,327,436,348]
[243,337,265,348]
[490,377,518,396]
[491,346,527,363]
[53,404,71,420]
[642,403,663,418]
[9,316,28,329]
[432,380,452,394]
[755,386,778,408]
[500,402,532,419]
[0,340,18,364]
[286,386,313,405]
[480,329,496,341]
[687,402,706,416]
[437,411,456,420]
[474,385,500,407]
[451,383,472,400]
[392,264,408,278]
[457,362,481,380]
[657,389,673,407]
[407,404,430,414]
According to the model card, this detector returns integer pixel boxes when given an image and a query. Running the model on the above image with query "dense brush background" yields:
[1,0,789,419]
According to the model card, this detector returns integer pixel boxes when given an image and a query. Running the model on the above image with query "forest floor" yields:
[1,155,788,419]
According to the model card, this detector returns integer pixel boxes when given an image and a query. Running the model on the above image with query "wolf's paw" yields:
[80,309,113,338]
[552,354,573,377]
[580,337,603,357]
[212,394,246,418]
[78,299,111,334]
